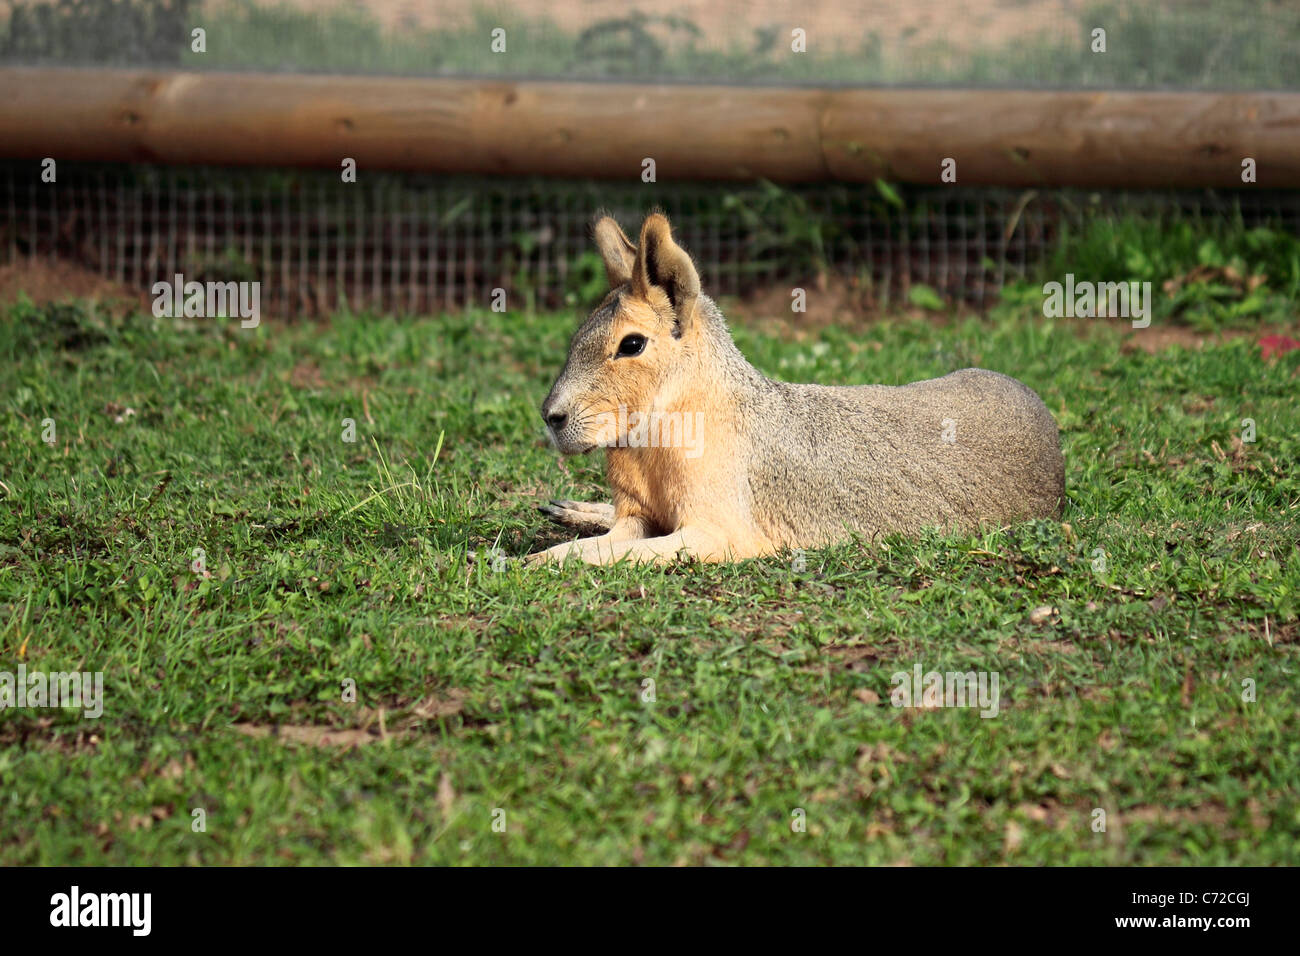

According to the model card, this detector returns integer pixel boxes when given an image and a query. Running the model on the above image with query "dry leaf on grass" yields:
[1003,820,1024,854]
[408,689,467,722]
[233,723,381,749]
[437,773,456,820]
[230,688,469,749]
[1028,605,1056,625]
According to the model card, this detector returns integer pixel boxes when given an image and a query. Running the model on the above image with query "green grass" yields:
[0,292,1297,865]
[1025,213,1300,332]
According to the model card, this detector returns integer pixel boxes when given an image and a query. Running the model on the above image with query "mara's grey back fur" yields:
[693,294,1064,548]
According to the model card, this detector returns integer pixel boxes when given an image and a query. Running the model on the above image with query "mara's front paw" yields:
[524,541,583,567]
[523,548,553,567]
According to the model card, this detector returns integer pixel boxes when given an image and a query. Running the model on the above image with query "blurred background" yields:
[2,0,1299,319]
[5,0,1297,87]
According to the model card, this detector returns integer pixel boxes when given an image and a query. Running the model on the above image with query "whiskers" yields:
[564,399,609,438]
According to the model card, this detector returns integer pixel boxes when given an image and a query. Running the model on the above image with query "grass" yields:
[0,290,1297,865]
[1031,213,1300,332]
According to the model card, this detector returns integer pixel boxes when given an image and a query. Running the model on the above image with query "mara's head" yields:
[541,212,704,455]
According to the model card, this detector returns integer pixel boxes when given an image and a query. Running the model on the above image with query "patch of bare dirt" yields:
[289,360,326,390]
[1010,798,1270,833]
[723,273,950,336]
[230,688,469,748]
[1120,325,1252,354]
[234,722,387,748]
[0,716,104,754]
[0,259,148,310]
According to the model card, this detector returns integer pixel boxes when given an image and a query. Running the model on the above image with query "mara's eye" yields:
[616,334,647,357]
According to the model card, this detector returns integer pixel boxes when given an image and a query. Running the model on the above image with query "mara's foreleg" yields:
[525,511,649,566]
[527,523,736,566]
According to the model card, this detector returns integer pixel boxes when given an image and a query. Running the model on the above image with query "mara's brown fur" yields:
[529,212,1064,565]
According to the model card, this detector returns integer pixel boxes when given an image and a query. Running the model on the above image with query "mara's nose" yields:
[542,405,567,431]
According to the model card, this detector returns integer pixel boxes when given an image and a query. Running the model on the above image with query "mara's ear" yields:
[632,213,700,335]
[592,215,636,288]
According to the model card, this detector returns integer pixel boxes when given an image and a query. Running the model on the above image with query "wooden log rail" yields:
[2,67,1299,187]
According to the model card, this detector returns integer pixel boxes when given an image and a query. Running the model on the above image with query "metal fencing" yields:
[5,160,1296,316]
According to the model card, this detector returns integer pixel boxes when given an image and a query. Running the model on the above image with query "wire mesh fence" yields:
[5,160,1297,317]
